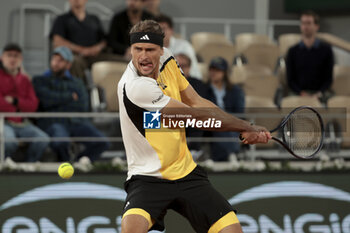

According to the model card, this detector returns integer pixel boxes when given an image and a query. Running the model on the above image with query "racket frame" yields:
[270,106,325,159]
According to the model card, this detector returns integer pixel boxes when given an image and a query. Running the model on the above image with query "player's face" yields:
[50,54,70,75]
[1,50,22,73]
[131,43,164,78]
[300,15,319,38]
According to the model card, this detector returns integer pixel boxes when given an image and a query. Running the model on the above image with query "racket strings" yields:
[283,108,323,157]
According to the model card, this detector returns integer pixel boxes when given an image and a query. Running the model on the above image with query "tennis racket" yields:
[242,106,324,159]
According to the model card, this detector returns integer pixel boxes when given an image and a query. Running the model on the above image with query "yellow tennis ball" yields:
[58,163,74,179]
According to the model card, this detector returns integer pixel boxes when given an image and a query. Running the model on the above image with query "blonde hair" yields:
[129,20,164,37]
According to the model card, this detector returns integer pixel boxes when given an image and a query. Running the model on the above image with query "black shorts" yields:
[122,165,236,233]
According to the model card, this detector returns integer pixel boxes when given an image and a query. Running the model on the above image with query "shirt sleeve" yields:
[176,66,190,92]
[320,45,334,92]
[126,77,171,111]
[94,15,106,41]
[16,76,39,112]
[286,47,301,94]
[107,13,129,55]
[50,15,66,39]
[163,48,189,92]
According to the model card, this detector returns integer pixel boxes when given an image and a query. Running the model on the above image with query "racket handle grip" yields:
[239,134,245,141]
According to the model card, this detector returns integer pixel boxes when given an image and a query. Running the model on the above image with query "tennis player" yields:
[117,20,271,233]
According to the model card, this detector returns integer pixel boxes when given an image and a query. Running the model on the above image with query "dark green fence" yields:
[0,172,349,233]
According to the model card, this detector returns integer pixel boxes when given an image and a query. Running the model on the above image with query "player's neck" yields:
[151,68,159,80]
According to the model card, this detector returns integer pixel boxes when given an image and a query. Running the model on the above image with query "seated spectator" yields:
[33,46,110,162]
[286,10,334,102]
[156,14,202,79]
[175,53,206,96]
[175,53,206,159]
[143,0,162,16]
[50,0,108,79]
[0,43,49,162]
[108,0,153,59]
[204,57,245,161]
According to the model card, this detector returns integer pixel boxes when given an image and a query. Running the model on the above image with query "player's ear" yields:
[160,47,164,56]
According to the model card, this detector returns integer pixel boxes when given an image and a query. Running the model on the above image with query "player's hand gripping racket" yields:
[241,106,324,159]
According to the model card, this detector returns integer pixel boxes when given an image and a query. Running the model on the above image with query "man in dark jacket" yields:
[33,46,110,162]
[108,0,153,59]
[50,0,107,78]
[286,11,334,102]
[0,43,49,162]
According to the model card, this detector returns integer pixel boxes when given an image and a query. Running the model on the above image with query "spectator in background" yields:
[33,46,110,163]
[204,57,244,161]
[143,0,162,16]
[155,14,202,79]
[175,53,205,97]
[50,0,107,79]
[0,43,49,162]
[108,0,153,59]
[175,53,205,159]
[286,10,334,102]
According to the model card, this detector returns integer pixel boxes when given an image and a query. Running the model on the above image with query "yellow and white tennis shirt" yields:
[118,48,197,181]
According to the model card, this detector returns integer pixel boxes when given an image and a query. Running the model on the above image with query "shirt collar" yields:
[299,38,321,49]
[43,69,74,79]
[211,83,226,93]
[68,10,87,22]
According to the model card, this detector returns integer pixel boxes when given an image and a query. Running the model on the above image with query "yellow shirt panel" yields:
[145,57,196,180]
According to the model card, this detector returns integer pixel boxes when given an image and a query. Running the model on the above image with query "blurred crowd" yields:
[1,0,338,164]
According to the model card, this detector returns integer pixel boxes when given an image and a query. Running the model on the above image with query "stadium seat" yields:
[235,33,272,55]
[276,66,287,87]
[281,96,323,108]
[245,96,276,108]
[245,96,279,149]
[242,44,280,71]
[317,33,350,52]
[191,32,232,53]
[243,73,280,100]
[327,96,350,148]
[278,33,301,57]
[197,43,235,65]
[332,65,350,96]
[91,61,127,112]
[197,62,208,82]
[230,64,272,85]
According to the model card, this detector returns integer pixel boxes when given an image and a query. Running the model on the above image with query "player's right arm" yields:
[127,76,269,144]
